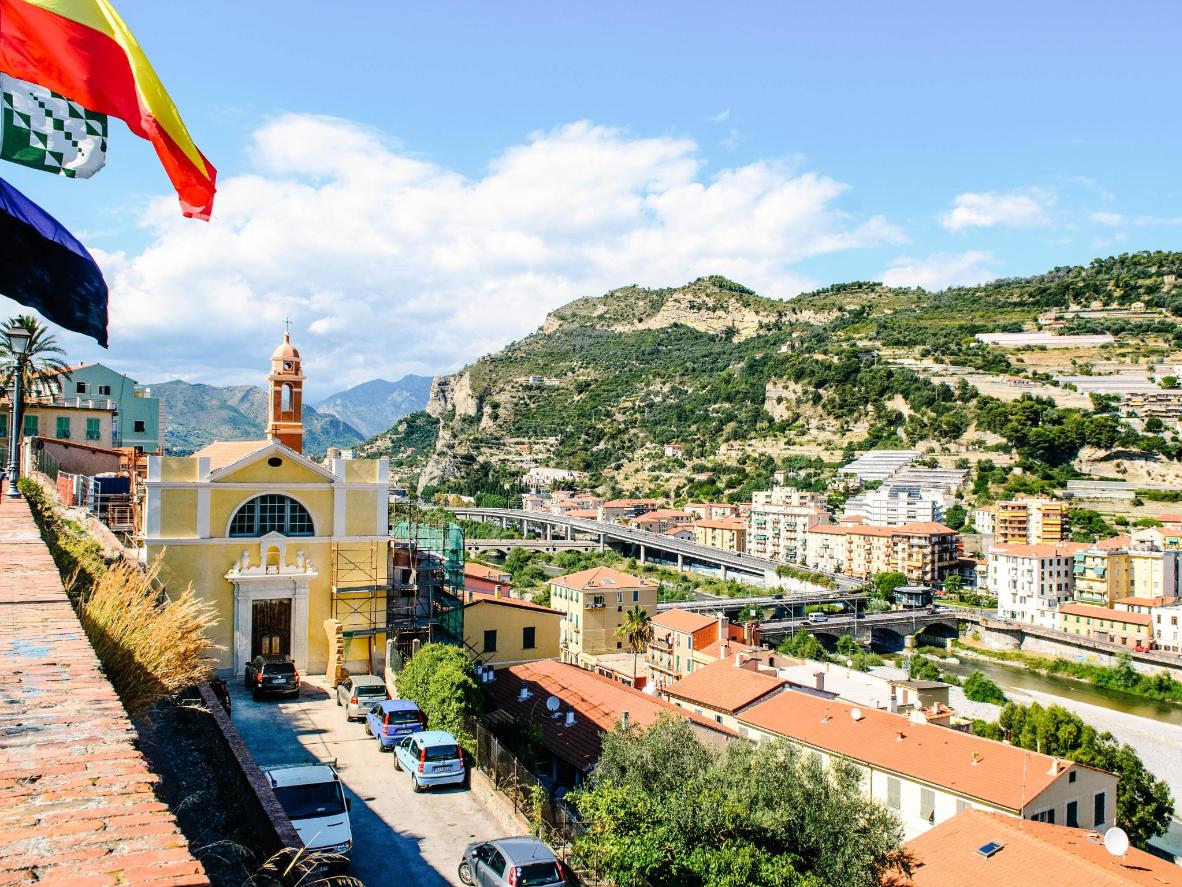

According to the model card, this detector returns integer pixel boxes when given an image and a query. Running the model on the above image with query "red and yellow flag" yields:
[0,0,216,219]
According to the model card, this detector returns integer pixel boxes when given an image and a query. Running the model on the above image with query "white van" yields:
[263,763,353,859]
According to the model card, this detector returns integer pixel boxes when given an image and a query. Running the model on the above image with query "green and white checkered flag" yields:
[0,73,106,179]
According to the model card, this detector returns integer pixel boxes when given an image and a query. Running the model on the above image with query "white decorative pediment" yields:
[226,533,318,580]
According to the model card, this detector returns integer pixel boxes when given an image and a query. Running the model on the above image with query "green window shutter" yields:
[0,413,6,437]
[86,417,100,441]
[23,414,37,436]
[55,415,70,439]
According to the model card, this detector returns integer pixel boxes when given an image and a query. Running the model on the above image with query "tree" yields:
[961,671,1007,705]
[943,503,967,531]
[571,716,910,887]
[1162,376,1178,389]
[616,604,654,684]
[394,643,482,744]
[778,628,827,662]
[908,654,944,682]
[974,701,1173,848]
[1145,416,1164,433]
[873,572,908,600]
[1,314,70,400]
[942,574,963,596]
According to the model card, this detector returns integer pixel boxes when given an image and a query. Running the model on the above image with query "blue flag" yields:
[0,176,108,346]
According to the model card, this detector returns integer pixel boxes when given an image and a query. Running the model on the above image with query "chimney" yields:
[564,711,576,728]
[718,612,727,644]
[1048,757,1060,776]
[719,639,729,660]
[896,731,906,742]
[971,752,982,766]
[620,711,630,730]
[494,584,502,599]
[517,687,530,702]
[744,620,755,644]
[888,688,898,714]
[733,653,742,668]
[813,671,825,692]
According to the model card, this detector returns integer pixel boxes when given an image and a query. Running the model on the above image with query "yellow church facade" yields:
[140,333,391,676]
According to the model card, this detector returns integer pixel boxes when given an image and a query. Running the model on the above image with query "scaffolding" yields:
[390,516,466,651]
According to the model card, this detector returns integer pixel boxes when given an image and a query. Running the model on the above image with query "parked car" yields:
[458,836,566,886]
[336,675,388,720]
[263,763,352,862]
[245,655,300,699]
[393,730,467,792]
[364,699,424,749]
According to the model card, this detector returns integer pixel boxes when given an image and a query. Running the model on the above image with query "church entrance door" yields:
[251,598,292,658]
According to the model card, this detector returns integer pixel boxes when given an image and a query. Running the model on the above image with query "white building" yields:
[837,450,919,484]
[746,487,829,564]
[843,484,947,527]
[989,543,1086,629]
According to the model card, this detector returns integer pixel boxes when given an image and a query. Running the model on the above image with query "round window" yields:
[267,456,283,467]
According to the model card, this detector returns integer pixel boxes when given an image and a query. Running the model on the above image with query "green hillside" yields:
[365,251,1182,501]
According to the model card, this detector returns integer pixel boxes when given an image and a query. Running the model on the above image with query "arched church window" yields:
[229,494,314,537]
[281,383,293,412]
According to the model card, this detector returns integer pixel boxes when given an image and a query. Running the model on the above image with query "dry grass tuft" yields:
[79,558,220,717]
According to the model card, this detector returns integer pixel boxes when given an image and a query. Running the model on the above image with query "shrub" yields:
[962,671,1007,705]
[394,643,482,744]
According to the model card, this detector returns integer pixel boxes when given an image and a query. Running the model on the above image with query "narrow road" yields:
[229,675,501,886]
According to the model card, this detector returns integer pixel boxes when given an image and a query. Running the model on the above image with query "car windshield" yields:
[272,782,346,819]
[388,709,420,724]
[355,685,385,696]
[516,862,562,886]
[423,743,460,761]
[265,662,296,674]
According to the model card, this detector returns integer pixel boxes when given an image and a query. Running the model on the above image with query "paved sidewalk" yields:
[230,674,501,886]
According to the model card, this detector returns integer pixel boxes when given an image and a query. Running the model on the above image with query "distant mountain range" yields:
[150,374,432,457]
[313,375,434,438]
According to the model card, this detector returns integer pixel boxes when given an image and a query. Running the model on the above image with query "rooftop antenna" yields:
[1103,827,1129,863]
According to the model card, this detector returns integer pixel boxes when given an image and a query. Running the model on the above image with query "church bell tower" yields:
[267,327,305,454]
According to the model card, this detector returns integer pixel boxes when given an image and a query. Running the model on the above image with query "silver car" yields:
[334,675,387,720]
[458,836,567,886]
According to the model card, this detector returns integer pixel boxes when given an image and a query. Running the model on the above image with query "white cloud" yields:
[939,188,1055,232]
[707,108,731,123]
[1090,211,1126,227]
[881,251,999,291]
[2,116,906,396]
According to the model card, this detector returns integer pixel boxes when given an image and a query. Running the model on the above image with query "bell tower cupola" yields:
[267,325,305,454]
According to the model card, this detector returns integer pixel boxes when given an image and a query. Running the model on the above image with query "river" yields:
[938,654,1182,858]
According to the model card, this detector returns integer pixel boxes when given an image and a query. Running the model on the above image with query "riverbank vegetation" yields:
[972,701,1173,848]
[955,641,1182,704]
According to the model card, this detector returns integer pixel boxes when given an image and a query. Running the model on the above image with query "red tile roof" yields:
[664,657,787,713]
[1059,602,1152,626]
[465,562,511,582]
[551,566,654,591]
[693,517,747,531]
[992,542,1089,558]
[899,809,1181,887]
[464,590,560,614]
[651,609,718,635]
[1115,595,1179,608]
[739,689,1094,811]
[486,660,735,772]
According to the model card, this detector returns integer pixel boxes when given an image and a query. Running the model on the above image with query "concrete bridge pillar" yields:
[599,534,605,552]
[720,565,728,581]
[677,553,684,572]
[545,524,552,541]
[639,545,647,565]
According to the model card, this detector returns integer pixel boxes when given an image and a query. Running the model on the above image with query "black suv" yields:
[245,655,300,699]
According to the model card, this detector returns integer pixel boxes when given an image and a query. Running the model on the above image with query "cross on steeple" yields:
[283,317,293,335]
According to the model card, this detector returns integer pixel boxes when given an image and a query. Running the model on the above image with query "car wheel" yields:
[457,861,475,886]
[364,722,372,736]
[394,756,402,772]
[335,693,341,706]
[412,776,424,793]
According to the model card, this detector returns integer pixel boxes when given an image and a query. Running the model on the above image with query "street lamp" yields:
[4,323,32,499]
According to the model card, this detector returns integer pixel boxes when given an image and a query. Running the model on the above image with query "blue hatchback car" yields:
[393,730,467,792]
[364,699,424,750]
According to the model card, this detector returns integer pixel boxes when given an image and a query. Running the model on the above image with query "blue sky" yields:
[2,0,1180,395]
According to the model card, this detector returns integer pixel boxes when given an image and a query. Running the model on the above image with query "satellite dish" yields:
[1103,827,1129,858]
[850,707,864,721]
[545,695,561,713]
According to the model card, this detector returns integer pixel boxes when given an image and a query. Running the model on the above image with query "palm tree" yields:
[616,604,654,687]
[1,315,70,403]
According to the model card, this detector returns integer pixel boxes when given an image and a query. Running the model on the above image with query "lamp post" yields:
[4,323,32,499]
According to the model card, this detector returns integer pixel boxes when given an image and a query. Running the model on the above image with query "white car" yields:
[263,763,353,859]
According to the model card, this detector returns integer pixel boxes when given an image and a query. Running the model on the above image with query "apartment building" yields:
[693,517,747,553]
[1071,547,1130,606]
[664,658,1115,840]
[550,567,659,668]
[598,499,658,523]
[0,396,116,450]
[837,450,919,485]
[843,483,947,527]
[1058,602,1152,649]
[990,543,1085,629]
[747,487,830,564]
[462,592,561,669]
[976,499,1066,545]
[683,501,740,521]
[804,522,959,583]
[629,509,694,533]
[1130,547,1182,600]
[646,609,759,690]
[1115,596,1182,652]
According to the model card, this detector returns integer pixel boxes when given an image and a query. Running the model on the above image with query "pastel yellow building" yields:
[1072,548,1130,606]
[550,566,658,667]
[462,591,561,669]
[693,517,747,553]
[140,333,390,676]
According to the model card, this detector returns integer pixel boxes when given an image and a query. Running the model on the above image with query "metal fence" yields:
[464,718,640,887]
